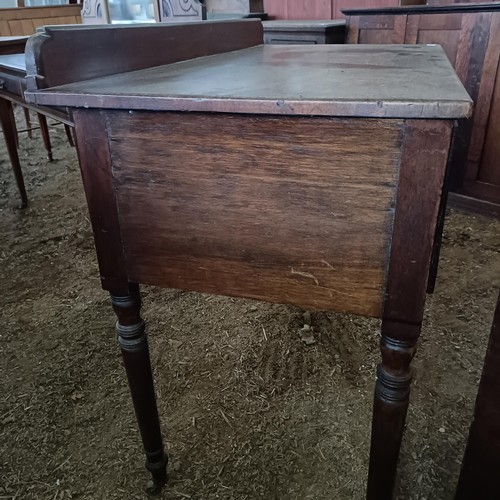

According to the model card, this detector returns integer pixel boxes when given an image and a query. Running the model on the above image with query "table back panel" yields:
[106,111,404,316]
[25,20,264,91]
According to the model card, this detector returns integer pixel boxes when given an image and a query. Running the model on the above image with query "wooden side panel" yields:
[107,111,405,317]
[417,28,460,63]
[405,12,464,65]
[349,13,406,44]
[417,12,463,29]
[456,292,500,500]
[479,58,500,186]
[359,14,395,28]
[360,28,397,44]
[464,12,500,205]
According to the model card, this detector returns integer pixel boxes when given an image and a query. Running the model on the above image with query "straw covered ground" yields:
[1,121,499,499]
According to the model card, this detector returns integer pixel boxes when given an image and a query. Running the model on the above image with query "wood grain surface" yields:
[28,44,472,120]
[107,111,405,316]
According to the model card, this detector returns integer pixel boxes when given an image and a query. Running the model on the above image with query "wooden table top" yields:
[27,44,472,119]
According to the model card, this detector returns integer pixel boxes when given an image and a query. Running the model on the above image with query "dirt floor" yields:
[0,120,499,500]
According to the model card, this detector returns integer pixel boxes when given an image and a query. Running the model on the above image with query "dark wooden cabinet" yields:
[262,20,345,44]
[263,1,426,21]
[344,3,500,216]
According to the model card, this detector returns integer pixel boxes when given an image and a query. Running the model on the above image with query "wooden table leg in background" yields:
[367,121,453,499]
[38,113,53,161]
[0,98,27,208]
[427,127,454,294]
[111,284,168,492]
[64,124,75,147]
[23,107,32,139]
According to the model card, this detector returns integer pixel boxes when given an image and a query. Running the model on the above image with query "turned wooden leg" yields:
[37,113,53,161]
[367,324,419,500]
[110,284,168,492]
[64,124,75,147]
[0,98,28,208]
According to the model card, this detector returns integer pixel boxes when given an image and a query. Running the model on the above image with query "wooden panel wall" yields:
[345,7,500,211]
[0,5,82,36]
[263,0,424,19]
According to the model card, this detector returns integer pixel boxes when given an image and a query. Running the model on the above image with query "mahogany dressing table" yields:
[24,22,471,499]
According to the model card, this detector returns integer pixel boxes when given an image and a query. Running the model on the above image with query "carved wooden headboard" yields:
[80,0,111,24]
[160,0,206,22]
[80,0,206,24]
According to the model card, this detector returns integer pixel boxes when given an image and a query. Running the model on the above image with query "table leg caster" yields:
[145,449,168,495]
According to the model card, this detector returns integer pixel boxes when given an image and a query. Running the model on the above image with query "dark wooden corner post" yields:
[455,292,500,500]
[367,120,453,500]
[72,109,167,490]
